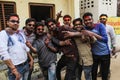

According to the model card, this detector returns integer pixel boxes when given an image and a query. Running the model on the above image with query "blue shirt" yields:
[85,23,110,55]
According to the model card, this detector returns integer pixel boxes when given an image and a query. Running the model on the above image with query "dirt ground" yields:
[61,52,120,80]
[28,52,120,80]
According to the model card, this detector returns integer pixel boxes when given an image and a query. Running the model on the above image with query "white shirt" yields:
[0,30,29,65]
[106,24,116,50]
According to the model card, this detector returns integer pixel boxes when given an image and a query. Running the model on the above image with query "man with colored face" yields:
[0,13,33,80]
[63,15,73,28]
[83,12,110,80]
[59,12,110,80]
[97,14,116,77]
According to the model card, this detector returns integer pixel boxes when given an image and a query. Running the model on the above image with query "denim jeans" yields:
[8,61,29,80]
[83,66,92,80]
[41,62,56,80]
[76,64,92,80]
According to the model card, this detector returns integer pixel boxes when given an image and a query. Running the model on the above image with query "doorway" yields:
[29,3,55,22]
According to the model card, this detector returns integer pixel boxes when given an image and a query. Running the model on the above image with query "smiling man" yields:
[0,13,33,80]
[83,12,110,80]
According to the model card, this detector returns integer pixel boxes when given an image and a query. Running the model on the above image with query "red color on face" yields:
[64,18,71,21]
[84,16,90,19]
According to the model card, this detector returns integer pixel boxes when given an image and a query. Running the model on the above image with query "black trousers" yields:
[56,55,77,80]
[92,54,110,80]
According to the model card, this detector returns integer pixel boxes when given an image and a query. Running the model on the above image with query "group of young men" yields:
[0,11,116,80]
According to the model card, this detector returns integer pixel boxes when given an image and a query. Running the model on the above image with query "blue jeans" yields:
[41,62,56,80]
[8,61,29,80]
[76,64,92,80]
[83,66,92,80]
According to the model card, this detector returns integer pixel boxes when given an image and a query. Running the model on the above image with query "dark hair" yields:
[73,18,83,25]
[35,22,44,31]
[34,22,45,39]
[25,18,36,25]
[82,12,93,19]
[63,14,72,20]
[7,13,19,21]
[99,14,108,18]
[45,18,56,26]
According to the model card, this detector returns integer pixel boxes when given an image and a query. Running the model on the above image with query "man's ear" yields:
[6,21,9,26]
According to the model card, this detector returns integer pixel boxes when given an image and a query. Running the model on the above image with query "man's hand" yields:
[56,11,63,18]
[62,31,75,38]
[29,59,34,70]
[44,37,50,47]
[111,47,116,56]
[64,39,72,45]
[26,41,32,48]
[12,68,21,80]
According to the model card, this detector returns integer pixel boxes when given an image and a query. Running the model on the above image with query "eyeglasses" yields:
[37,28,44,31]
[74,24,82,26]
[9,20,19,24]
[28,24,35,27]
[48,23,54,27]
[100,18,107,20]
[64,19,70,21]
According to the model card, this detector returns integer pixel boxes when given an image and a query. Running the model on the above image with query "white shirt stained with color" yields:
[0,30,29,65]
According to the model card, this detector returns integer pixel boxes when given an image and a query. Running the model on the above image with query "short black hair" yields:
[63,14,72,20]
[7,13,19,21]
[73,18,83,25]
[45,18,56,26]
[35,22,44,27]
[34,22,44,33]
[25,18,36,25]
[82,12,93,19]
[99,14,108,18]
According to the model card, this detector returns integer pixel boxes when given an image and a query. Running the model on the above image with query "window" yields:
[0,2,16,29]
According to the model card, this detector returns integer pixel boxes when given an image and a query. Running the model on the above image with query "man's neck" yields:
[25,29,32,36]
[5,27,16,35]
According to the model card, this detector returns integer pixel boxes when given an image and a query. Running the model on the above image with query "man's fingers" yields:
[62,31,68,33]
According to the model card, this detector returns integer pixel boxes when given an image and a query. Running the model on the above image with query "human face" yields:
[36,26,44,36]
[83,16,93,28]
[74,21,84,31]
[99,16,107,25]
[7,16,19,31]
[63,17,71,25]
[48,22,56,31]
[26,21,35,33]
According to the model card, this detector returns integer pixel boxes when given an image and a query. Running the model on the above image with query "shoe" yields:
[108,72,111,78]
[97,72,102,77]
